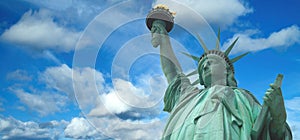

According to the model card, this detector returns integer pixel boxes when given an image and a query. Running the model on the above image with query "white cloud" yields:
[40,64,74,99]
[6,69,32,81]
[88,74,166,117]
[70,0,158,56]
[41,64,105,102]
[287,118,300,140]
[40,64,108,112]
[41,63,165,118]
[86,75,168,139]
[42,50,61,64]
[100,90,131,114]
[0,116,68,140]
[64,117,165,139]
[285,97,300,139]
[64,117,102,139]
[72,66,106,109]
[87,116,166,140]
[10,88,69,116]
[26,0,122,27]
[35,64,145,117]
[6,64,168,139]
[41,64,168,139]
[0,9,81,53]
[222,25,300,54]
[39,64,107,116]
[286,97,300,112]
[153,0,252,28]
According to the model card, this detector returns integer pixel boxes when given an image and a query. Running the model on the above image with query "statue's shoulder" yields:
[234,88,261,105]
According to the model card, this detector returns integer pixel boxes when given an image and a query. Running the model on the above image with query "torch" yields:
[146,4,175,33]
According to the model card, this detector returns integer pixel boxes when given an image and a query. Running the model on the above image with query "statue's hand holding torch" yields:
[151,20,167,48]
[146,4,175,48]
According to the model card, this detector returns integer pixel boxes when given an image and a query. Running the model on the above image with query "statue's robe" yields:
[162,74,292,140]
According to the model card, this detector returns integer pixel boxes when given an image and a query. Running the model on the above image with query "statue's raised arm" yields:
[146,4,292,140]
[147,5,182,83]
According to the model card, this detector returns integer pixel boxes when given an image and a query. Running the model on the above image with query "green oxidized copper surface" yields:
[147,5,292,140]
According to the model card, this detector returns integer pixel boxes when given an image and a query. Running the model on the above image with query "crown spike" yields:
[230,52,249,63]
[215,28,221,50]
[224,37,239,56]
[196,33,209,53]
[181,52,200,62]
[186,70,198,77]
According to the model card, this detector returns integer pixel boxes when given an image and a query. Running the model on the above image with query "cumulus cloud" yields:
[40,64,106,111]
[87,116,166,140]
[88,75,166,118]
[40,64,166,117]
[64,117,165,139]
[40,64,74,99]
[64,117,102,139]
[7,63,168,139]
[0,116,68,140]
[222,25,300,54]
[10,88,69,116]
[153,0,252,28]
[39,64,168,139]
[0,9,81,53]
[40,64,105,107]
[98,90,131,115]
[86,75,167,139]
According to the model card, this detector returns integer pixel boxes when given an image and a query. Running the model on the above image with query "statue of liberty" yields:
[146,5,292,140]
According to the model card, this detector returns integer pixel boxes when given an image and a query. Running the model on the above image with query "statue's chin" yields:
[204,79,228,88]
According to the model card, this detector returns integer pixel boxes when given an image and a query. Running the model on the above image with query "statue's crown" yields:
[182,29,249,85]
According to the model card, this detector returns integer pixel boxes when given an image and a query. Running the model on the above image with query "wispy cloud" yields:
[286,97,300,112]
[222,25,300,54]
[26,0,122,28]
[285,97,300,139]
[6,69,32,81]
[42,50,61,64]
[0,98,4,111]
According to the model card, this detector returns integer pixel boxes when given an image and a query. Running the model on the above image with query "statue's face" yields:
[199,55,228,87]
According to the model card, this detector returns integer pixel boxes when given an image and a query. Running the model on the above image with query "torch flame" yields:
[154,4,176,16]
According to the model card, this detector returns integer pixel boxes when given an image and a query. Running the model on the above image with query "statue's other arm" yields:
[151,20,182,83]
[264,83,291,140]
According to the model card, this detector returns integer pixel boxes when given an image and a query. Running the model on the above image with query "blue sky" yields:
[0,0,299,139]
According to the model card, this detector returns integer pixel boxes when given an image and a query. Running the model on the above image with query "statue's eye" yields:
[206,61,211,66]
[203,66,209,71]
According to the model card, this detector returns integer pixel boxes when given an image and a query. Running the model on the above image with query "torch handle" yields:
[251,74,283,139]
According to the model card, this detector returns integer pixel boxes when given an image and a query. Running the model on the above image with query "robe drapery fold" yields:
[162,74,292,140]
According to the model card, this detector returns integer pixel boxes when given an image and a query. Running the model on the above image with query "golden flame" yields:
[154,4,176,16]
